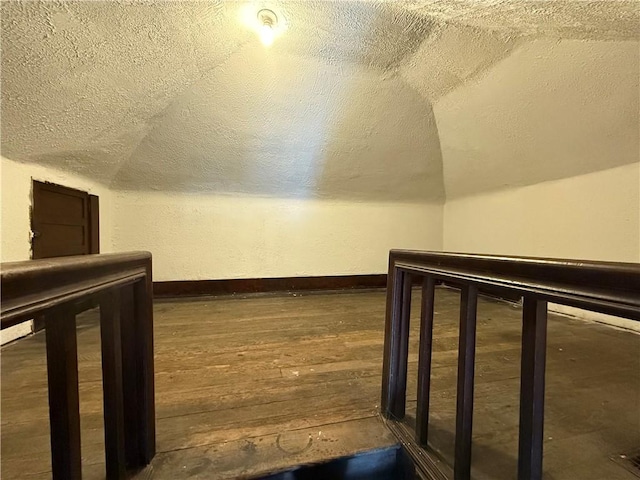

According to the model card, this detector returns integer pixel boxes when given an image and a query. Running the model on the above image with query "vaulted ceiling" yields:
[2,1,638,200]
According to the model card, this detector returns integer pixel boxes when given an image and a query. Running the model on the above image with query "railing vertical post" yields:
[44,306,82,480]
[119,284,140,467]
[382,263,399,417]
[134,270,156,464]
[518,296,548,480]
[120,276,156,468]
[100,289,127,480]
[454,285,478,480]
[382,265,413,419]
[120,266,156,468]
[416,276,436,445]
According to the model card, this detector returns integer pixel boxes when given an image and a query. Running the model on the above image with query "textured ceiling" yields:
[435,38,639,198]
[1,1,638,200]
[402,0,640,40]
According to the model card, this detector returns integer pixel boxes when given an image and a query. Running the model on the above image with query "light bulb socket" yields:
[257,9,278,28]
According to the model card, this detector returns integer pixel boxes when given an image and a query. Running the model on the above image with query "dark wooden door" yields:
[31,181,99,259]
[31,180,100,331]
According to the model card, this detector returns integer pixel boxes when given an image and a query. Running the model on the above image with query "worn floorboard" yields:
[1,288,638,479]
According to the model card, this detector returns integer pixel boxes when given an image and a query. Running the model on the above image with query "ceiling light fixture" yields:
[257,9,278,47]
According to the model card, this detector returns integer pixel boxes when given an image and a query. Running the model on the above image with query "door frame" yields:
[31,180,100,258]
[31,180,100,331]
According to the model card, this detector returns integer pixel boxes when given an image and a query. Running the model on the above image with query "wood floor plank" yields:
[2,288,638,479]
[135,416,396,480]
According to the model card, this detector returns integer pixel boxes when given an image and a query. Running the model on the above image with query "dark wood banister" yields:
[1,252,156,480]
[381,250,640,480]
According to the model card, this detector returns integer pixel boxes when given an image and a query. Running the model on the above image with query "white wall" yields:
[433,37,639,331]
[1,156,114,261]
[0,156,114,344]
[0,322,32,346]
[112,191,443,281]
[443,163,640,330]
[443,163,639,261]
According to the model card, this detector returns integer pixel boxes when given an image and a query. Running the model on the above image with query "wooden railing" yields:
[381,250,640,480]
[1,252,156,480]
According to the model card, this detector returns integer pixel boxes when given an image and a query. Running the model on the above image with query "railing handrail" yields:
[1,252,155,480]
[1,251,152,329]
[389,250,640,320]
[381,249,640,480]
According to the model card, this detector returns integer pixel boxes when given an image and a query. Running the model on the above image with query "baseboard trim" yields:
[549,304,640,333]
[153,274,388,298]
[153,275,525,300]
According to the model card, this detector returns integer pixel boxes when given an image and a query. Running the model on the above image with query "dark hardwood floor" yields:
[1,288,638,479]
